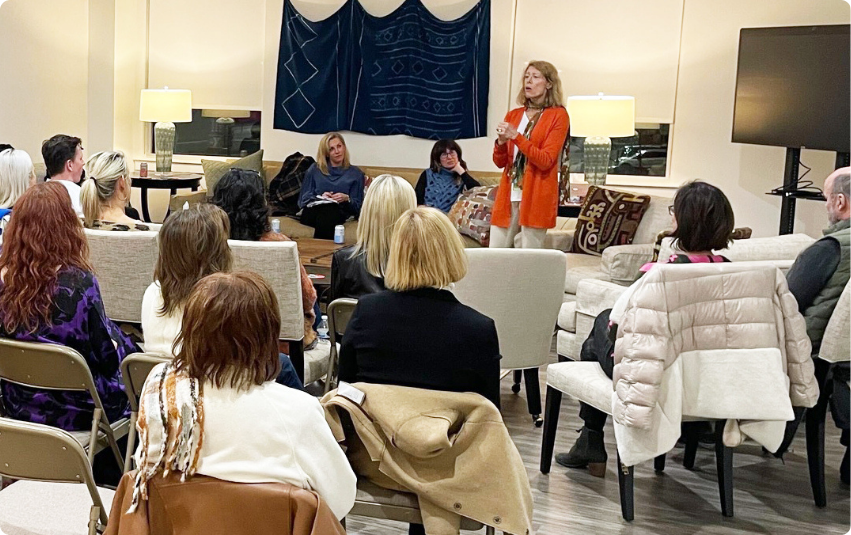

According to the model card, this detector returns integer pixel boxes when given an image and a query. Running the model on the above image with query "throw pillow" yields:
[570,186,650,256]
[448,185,498,247]
[201,149,264,196]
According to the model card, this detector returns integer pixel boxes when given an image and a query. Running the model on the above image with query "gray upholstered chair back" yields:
[228,239,304,341]
[85,229,159,323]
[453,248,567,370]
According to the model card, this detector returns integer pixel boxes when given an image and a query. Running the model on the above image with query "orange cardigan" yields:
[491,106,569,229]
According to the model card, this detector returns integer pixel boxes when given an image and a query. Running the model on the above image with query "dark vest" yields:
[803,219,850,353]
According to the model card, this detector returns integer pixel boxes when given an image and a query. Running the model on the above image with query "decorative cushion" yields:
[447,185,497,247]
[201,149,264,196]
[570,186,650,256]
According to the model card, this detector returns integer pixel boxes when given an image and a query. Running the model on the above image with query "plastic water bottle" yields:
[334,225,345,244]
[317,315,329,339]
[271,218,281,233]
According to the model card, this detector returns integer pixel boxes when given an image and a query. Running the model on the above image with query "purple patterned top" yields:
[0,268,139,430]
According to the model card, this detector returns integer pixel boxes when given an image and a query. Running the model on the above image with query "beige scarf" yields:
[128,362,204,513]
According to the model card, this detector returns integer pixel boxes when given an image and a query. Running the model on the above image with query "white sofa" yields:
[556,233,817,359]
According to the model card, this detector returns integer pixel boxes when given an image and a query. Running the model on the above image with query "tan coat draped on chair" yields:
[321,383,533,535]
[105,471,345,535]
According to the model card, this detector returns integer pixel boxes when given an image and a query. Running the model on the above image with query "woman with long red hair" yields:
[0,181,138,434]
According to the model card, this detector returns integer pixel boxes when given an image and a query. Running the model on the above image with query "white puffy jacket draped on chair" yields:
[612,262,820,466]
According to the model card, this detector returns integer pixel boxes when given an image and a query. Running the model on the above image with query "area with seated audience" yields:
[0,0,849,534]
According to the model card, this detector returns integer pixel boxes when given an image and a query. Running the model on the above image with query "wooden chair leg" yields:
[617,453,634,521]
[540,386,562,473]
[654,454,666,473]
[806,402,829,508]
[714,421,734,517]
[682,422,700,470]
[523,368,543,426]
[511,370,522,393]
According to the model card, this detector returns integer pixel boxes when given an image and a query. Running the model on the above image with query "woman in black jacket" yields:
[329,174,416,301]
[414,139,479,213]
[338,206,501,407]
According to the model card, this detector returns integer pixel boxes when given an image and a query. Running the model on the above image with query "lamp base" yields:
[583,135,612,186]
[154,121,176,173]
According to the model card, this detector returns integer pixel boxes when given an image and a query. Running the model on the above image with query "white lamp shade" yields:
[139,89,192,123]
[567,95,635,138]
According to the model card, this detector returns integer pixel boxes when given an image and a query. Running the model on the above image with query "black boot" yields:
[555,427,608,477]
[841,447,849,486]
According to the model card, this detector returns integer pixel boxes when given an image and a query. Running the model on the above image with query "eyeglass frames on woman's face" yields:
[439,151,458,160]
[668,205,675,216]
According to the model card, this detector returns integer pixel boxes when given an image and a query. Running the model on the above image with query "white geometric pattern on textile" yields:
[280,14,319,128]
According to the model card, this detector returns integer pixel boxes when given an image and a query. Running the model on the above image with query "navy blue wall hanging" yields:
[274,0,490,140]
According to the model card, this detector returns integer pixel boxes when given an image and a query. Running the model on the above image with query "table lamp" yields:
[140,88,192,173]
[567,94,635,186]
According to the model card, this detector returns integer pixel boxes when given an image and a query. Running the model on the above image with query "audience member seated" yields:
[42,134,85,216]
[81,151,149,230]
[142,204,232,357]
[415,139,480,213]
[778,167,850,482]
[555,180,735,475]
[298,132,365,240]
[212,168,318,351]
[0,181,139,483]
[0,144,13,152]
[329,174,416,301]
[0,148,36,242]
[142,203,302,388]
[132,271,356,520]
[338,206,501,407]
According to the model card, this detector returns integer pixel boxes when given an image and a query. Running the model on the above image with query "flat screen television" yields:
[732,24,850,153]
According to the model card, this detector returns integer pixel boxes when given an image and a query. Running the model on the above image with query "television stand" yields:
[767,147,832,235]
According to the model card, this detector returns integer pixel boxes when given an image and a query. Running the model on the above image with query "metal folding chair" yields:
[120,352,171,472]
[0,338,130,469]
[323,298,358,394]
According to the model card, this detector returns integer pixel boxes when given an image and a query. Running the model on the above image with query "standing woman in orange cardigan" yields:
[491,61,569,248]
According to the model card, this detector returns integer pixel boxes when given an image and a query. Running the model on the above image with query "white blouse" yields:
[141,281,182,357]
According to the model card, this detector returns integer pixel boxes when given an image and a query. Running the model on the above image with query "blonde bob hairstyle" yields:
[315,132,350,174]
[352,174,417,278]
[81,151,129,227]
[0,149,35,209]
[515,60,565,108]
[384,206,467,292]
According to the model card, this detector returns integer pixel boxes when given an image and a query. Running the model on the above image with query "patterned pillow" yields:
[570,186,651,256]
[448,185,498,246]
[201,149,264,197]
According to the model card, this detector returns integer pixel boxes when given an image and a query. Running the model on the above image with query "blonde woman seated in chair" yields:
[133,271,356,520]
[329,174,416,301]
[81,151,150,231]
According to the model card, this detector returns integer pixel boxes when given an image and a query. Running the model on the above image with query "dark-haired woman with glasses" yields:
[414,139,479,213]
[554,180,735,476]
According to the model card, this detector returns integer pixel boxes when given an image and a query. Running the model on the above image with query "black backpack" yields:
[268,152,315,216]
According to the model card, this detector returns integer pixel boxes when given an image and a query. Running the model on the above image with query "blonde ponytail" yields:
[82,151,128,228]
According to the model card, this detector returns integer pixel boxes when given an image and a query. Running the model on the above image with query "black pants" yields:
[301,203,349,240]
[579,309,615,432]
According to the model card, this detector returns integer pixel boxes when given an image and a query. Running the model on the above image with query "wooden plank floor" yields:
[344,349,850,534]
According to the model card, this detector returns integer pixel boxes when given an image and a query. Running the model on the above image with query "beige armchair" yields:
[556,233,817,360]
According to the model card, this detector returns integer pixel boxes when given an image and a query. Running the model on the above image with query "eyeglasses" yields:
[667,205,675,216]
[439,151,458,160]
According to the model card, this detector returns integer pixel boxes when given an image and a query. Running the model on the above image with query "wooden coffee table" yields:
[293,237,343,290]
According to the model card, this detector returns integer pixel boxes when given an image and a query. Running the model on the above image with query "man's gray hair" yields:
[835,170,850,200]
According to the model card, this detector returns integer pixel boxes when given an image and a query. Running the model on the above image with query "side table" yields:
[130,172,203,222]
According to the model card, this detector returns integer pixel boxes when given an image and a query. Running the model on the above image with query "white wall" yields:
[0,0,89,159]
[671,0,848,237]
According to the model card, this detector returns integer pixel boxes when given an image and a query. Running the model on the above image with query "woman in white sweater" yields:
[141,203,233,356]
[133,271,356,520]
